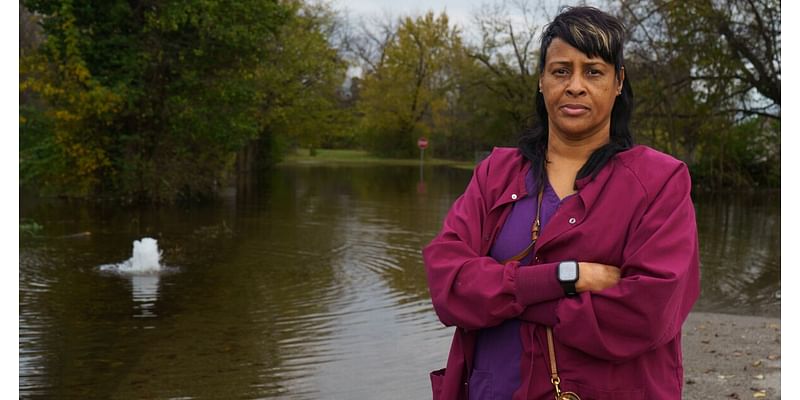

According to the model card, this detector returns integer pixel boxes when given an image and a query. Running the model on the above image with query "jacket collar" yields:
[574,158,616,213]
[487,146,625,214]
[489,151,531,213]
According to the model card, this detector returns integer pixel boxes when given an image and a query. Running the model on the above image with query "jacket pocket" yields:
[562,380,645,400]
[430,368,445,400]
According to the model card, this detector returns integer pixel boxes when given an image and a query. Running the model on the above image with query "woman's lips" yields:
[560,104,590,116]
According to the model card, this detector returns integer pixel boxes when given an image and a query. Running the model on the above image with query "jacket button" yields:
[511,194,518,200]
[484,235,490,241]
[568,217,577,224]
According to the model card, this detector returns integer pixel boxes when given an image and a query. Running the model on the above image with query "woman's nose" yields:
[565,76,587,97]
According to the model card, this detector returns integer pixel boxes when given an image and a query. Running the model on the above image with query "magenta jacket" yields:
[423,146,700,400]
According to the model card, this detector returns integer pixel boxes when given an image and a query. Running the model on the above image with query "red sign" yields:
[417,137,429,149]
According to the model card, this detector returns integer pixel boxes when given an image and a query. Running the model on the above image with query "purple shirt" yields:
[469,169,567,400]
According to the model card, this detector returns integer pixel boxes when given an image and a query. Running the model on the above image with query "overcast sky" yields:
[339,0,484,29]
[337,1,606,33]
[336,1,605,77]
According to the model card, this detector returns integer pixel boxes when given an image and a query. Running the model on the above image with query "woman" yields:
[423,6,699,400]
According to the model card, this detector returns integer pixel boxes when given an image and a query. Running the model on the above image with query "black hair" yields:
[518,6,634,187]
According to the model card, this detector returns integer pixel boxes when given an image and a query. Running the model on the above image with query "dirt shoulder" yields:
[682,312,781,399]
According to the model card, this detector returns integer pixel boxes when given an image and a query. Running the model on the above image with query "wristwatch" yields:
[557,260,579,297]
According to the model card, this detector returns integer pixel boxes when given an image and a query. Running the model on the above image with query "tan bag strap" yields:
[503,187,544,263]
[546,327,560,384]
[547,327,581,400]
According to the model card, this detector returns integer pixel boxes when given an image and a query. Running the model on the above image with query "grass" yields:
[279,148,476,170]
[20,219,43,237]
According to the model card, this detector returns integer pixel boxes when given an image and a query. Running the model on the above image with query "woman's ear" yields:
[617,66,625,94]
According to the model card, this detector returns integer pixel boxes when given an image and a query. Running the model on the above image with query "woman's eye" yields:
[554,68,569,76]
[588,69,602,76]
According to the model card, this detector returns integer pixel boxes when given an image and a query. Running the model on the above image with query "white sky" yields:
[335,0,607,45]
[339,0,484,29]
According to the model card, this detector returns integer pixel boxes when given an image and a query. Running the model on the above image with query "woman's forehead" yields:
[545,38,611,65]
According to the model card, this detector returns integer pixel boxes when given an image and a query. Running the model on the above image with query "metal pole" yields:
[420,148,425,181]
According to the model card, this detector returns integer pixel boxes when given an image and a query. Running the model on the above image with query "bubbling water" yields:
[100,237,163,273]
[127,238,161,272]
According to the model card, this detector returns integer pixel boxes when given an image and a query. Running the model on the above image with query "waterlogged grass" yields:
[20,219,43,237]
[280,148,475,170]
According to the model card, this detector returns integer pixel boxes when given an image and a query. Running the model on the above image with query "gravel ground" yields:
[682,312,781,399]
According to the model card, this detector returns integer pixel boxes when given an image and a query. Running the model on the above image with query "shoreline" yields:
[682,312,781,399]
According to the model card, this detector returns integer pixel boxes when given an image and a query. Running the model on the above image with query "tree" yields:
[20,0,350,202]
[241,0,349,170]
[346,12,398,76]
[615,0,780,188]
[439,0,549,158]
[20,0,127,196]
[356,12,466,158]
[466,0,541,133]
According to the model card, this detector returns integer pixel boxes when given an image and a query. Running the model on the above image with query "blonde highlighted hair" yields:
[538,6,627,73]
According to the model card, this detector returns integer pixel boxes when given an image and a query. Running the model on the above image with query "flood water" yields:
[19,163,780,399]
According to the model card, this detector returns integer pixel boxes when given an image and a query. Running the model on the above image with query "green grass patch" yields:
[20,219,43,237]
[280,148,475,169]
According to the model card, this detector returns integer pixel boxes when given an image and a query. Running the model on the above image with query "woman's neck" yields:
[545,130,609,199]
[546,129,609,166]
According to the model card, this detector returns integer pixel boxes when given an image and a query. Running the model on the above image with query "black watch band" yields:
[557,260,579,297]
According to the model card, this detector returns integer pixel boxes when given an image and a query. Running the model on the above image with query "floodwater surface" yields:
[19,163,780,399]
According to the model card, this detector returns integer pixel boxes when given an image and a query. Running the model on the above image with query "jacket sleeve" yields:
[553,164,700,362]
[422,154,565,330]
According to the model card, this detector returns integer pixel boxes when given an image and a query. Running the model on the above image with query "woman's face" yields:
[539,38,623,143]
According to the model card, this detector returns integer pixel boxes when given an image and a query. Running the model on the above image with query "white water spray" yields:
[102,237,163,273]
[127,237,162,272]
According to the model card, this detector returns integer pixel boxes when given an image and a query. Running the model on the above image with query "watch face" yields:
[559,261,578,281]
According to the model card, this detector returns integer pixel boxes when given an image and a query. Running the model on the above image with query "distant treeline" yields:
[20,0,780,203]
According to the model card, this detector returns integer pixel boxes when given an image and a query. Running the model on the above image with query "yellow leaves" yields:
[358,10,465,155]
[54,110,79,122]
[21,37,119,195]
[61,138,111,180]
[70,63,91,83]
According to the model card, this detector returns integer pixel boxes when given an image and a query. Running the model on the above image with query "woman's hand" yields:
[575,262,621,293]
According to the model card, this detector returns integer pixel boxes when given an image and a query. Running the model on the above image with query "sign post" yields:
[417,137,429,193]
[417,137,429,166]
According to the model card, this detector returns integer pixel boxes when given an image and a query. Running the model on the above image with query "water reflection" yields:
[692,190,780,317]
[131,275,160,318]
[19,164,779,399]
